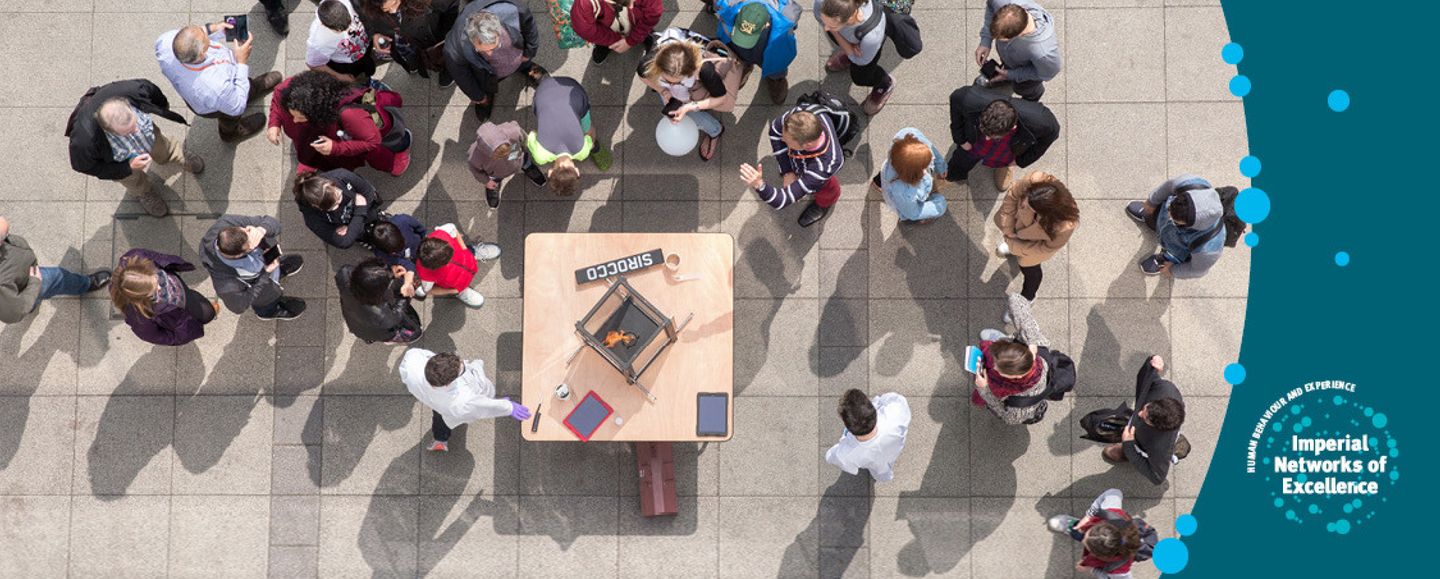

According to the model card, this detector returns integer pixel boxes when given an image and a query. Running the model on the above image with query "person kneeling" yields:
[415,224,501,308]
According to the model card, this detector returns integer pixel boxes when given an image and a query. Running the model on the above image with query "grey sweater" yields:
[979,0,1062,83]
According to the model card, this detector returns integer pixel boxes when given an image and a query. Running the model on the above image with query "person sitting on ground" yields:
[737,108,845,227]
[400,348,532,452]
[0,216,110,324]
[267,71,412,176]
[110,248,218,347]
[66,79,204,218]
[293,169,383,249]
[1125,174,1228,278]
[816,0,896,115]
[824,389,912,482]
[993,171,1077,302]
[974,294,1052,425]
[198,215,307,321]
[637,28,745,162]
[336,257,424,344]
[415,224,501,308]
[467,120,534,208]
[306,0,377,83]
[946,85,1059,191]
[714,0,801,104]
[569,0,665,65]
[975,0,1062,102]
[366,214,428,297]
[1047,488,1151,579]
[873,128,948,223]
[155,23,282,142]
[524,74,613,196]
[1103,355,1187,485]
[443,0,542,121]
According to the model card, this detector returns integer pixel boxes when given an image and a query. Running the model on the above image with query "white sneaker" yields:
[980,329,1007,342]
[1047,515,1078,534]
[996,241,1011,257]
[471,242,502,262]
[458,288,486,308]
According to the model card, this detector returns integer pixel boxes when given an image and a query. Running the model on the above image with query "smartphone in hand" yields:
[223,15,249,43]
[262,244,281,265]
[980,59,1001,79]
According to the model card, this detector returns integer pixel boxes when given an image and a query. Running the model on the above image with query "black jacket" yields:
[949,85,1060,168]
[297,169,382,249]
[360,0,460,73]
[1123,356,1185,485]
[66,79,187,181]
[199,214,283,314]
[335,265,421,344]
[443,0,539,101]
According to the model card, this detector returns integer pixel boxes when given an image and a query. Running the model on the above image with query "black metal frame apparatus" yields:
[572,276,689,402]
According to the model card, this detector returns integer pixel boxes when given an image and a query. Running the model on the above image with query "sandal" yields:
[698,133,720,162]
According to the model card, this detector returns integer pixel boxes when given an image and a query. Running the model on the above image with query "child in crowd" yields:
[415,224,502,308]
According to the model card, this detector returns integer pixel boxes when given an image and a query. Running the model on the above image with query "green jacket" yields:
[0,234,41,323]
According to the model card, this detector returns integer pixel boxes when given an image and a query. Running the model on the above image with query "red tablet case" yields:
[562,391,614,442]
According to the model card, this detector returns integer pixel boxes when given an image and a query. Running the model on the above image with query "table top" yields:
[522,233,735,442]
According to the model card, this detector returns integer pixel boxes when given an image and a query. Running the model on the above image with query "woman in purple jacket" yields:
[110,249,218,346]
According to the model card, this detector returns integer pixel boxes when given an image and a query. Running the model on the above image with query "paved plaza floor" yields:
[0,1,1246,577]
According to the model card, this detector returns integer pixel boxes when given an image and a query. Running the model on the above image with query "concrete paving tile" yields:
[1070,397,1175,500]
[272,294,326,349]
[74,395,174,495]
[0,203,87,269]
[867,202,969,299]
[275,346,326,396]
[14,0,92,10]
[819,200,871,251]
[970,397,1075,497]
[417,495,520,578]
[271,494,321,546]
[519,440,623,496]
[820,346,869,397]
[420,415,521,496]
[186,110,290,203]
[867,299,967,398]
[1167,101,1249,187]
[823,546,871,579]
[414,297,520,381]
[618,495,718,578]
[1173,396,1225,498]
[822,248,868,299]
[1066,7,1166,102]
[1069,298,1172,397]
[1066,103,1167,199]
[268,545,319,579]
[733,298,819,396]
[718,496,820,579]
[318,495,419,578]
[617,441,719,498]
[870,396,969,498]
[1165,6,1240,103]
[719,397,819,496]
[1066,199,1174,298]
[0,14,93,107]
[0,109,89,201]
[885,10,968,106]
[1169,298,1244,395]
[867,497,972,579]
[322,299,409,395]
[527,199,624,234]
[0,496,70,577]
[0,299,81,396]
[427,105,527,203]
[622,200,722,233]
[89,12,189,103]
[70,495,170,578]
[518,496,619,579]
[272,445,322,495]
[173,396,273,494]
[820,298,868,347]
[176,314,277,395]
[168,495,270,579]
[722,199,821,300]
[426,199,527,298]
[970,496,1074,579]
[0,396,75,494]
[320,396,423,494]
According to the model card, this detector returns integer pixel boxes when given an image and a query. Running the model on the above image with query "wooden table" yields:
[522,233,734,442]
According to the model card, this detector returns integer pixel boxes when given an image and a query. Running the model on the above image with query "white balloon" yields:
[655,115,700,156]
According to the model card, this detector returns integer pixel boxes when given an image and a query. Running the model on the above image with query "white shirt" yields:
[824,393,912,482]
[399,348,514,428]
[155,28,251,117]
[306,0,369,67]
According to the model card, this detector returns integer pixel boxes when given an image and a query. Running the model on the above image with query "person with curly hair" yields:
[266,71,412,176]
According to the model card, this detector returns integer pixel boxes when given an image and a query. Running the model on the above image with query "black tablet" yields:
[696,392,729,437]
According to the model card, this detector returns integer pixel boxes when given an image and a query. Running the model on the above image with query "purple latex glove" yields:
[506,399,532,421]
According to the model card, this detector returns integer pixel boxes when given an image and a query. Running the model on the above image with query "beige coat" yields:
[993,175,1077,267]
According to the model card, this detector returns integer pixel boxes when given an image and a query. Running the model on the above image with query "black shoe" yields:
[87,270,111,292]
[259,298,306,320]
[591,45,612,64]
[265,9,288,36]
[1139,254,1166,275]
[278,254,304,278]
[486,178,502,208]
[522,162,548,186]
[797,201,830,228]
[437,69,454,88]
[472,100,493,123]
[1125,201,1148,223]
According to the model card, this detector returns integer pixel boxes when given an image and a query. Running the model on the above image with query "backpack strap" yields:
[852,1,885,39]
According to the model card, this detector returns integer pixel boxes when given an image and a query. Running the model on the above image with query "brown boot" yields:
[992,165,1013,191]
[220,113,267,143]
[183,153,205,175]
[764,75,789,105]
[248,71,283,102]
[135,188,170,217]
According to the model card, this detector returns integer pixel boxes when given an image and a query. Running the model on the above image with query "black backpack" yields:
[1174,182,1247,249]
[1002,347,1077,409]
[1095,509,1159,570]
[1079,403,1133,443]
[795,90,861,157]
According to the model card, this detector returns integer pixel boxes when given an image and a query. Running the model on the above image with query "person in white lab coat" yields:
[400,348,532,452]
[824,389,912,482]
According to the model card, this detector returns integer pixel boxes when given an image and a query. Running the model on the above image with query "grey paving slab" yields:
[867,202,969,299]
[970,397,1076,498]
[867,299,966,398]
[268,545,319,579]
[270,494,321,546]
[169,495,270,579]
[271,444,322,495]
[176,313,278,395]
[1169,298,1245,395]
[0,396,75,495]
[970,496,1074,579]
[74,395,175,496]
[618,495,719,578]
[0,299,81,396]
[1066,103,1168,199]
[820,346,870,397]
[1069,297,1173,398]
[173,395,273,494]
[722,198,821,300]
[870,396,969,499]
[416,494,521,578]
[69,495,170,579]
[0,14,94,107]
[318,495,419,578]
[420,415,521,496]
[719,397,819,496]
[733,298,820,395]
[622,200,723,233]
[0,109,89,201]
[867,497,972,579]
[0,496,71,577]
[718,496,821,579]
[1066,7,1166,103]
[1065,199,1173,299]
[1165,6,1240,103]
[271,396,324,449]
[517,496,619,579]
[520,440,624,496]
[319,397,423,494]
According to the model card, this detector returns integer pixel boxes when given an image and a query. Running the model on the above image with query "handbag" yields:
[881,0,914,15]
[883,6,923,59]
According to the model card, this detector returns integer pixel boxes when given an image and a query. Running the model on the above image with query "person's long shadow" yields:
[0,284,81,469]
[781,473,875,578]
[893,398,981,577]
[305,338,415,488]
[354,438,490,578]
[85,348,175,499]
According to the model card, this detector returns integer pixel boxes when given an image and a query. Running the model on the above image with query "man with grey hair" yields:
[156,22,281,142]
[65,79,202,217]
[443,0,542,122]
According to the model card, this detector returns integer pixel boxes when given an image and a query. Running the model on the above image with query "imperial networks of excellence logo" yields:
[1245,380,1399,534]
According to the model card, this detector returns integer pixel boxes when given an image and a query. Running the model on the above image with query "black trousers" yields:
[328,53,378,79]
[826,32,890,88]
[432,411,453,442]
[258,0,285,11]
[1019,264,1043,301]
[182,287,217,324]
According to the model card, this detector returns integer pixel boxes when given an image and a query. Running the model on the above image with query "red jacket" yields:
[416,230,478,291]
[569,0,663,48]
[268,79,403,171]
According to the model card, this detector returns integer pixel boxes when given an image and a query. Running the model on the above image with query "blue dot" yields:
[1387,438,1396,448]
[1175,514,1198,537]
[1223,363,1246,385]
[1273,497,1285,508]
[1328,89,1350,112]
[1221,42,1244,64]
[1343,504,1353,514]
[1390,470,1400,481]
[1326,523,1335,532]
[1262,457,1270,464]
[1333,395,1345,405]
[1285,509,1296,520]
[1244,232,1260,247]
[1235,187,1271,223]
[1334,519,1351,534]
[1297,473,1307,483]
[1291,406,1302,416]
[1352,499,1363,509]
[1239,156,1262,178]
[1272,422,1282,432]
[1301,417,1313,427]
[1372,413,1387,428]
[1308,504,1319,514]
[1389,448,1399,458]
[1153,539,1190,574]
[1364,407,1374,417]
[1230,75,1252,97]
[1335,251,1351,267]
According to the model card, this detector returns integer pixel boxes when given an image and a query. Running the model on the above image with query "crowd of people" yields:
[0,1,1246,575]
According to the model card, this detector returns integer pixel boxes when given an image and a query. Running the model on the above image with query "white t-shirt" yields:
[824,393,912,482]
[306,0,368,67]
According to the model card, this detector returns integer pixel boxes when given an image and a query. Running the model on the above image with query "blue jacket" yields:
[715,0,801,79]
[1147,174,1226,279]
[880,128,948,222]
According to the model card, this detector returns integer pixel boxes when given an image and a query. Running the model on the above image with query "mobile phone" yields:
[262,244,282,264]
[223,15,249,43]
[981,59,1001,79]
[530,403,542,433]
[964,345,983,374]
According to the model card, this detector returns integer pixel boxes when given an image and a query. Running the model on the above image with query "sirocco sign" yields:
[575,249,665,284]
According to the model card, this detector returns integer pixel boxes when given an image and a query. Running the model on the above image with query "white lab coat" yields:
[824,393,913,482]
[400,348,514,428]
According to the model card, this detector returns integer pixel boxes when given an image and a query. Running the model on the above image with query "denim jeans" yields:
[35,267,91,304]
[656,94,723,138]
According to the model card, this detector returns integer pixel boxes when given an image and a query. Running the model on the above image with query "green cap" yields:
[731,3,771,50]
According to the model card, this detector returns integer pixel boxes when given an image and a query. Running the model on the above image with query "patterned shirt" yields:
[972,127,1017,168]
[105,107,157,162]
[755,108,845,209]
[153,269,187,311]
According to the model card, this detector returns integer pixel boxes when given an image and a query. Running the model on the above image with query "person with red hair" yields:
[873,128,948,223]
